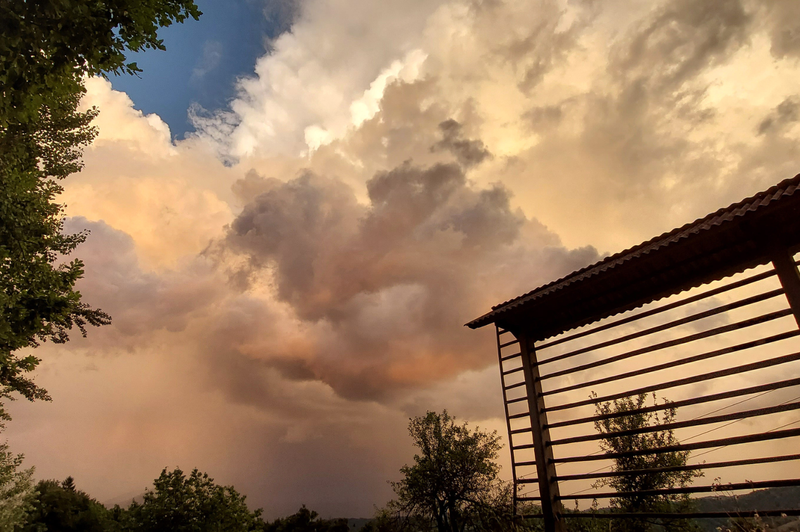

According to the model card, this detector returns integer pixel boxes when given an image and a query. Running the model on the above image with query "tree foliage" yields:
[388,410,511,532]
[23,476,117,532]
[0,0,201,125]
[126,467,264,532]
[0,85,110,406]
[0,440,36,531]
[263,506,349,532]
[0,0,200,409]
[594,393,703,532]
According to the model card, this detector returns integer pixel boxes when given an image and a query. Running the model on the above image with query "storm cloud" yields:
[217,158,596,402]
[8,0,800,519]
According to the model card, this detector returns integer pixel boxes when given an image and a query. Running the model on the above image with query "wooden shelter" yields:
[467,174,800,532]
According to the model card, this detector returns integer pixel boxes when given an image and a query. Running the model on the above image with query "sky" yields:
[5,0,800,520]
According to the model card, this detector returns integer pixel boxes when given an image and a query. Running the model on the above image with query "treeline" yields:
[1,399,784,531]
[17,471,352,532]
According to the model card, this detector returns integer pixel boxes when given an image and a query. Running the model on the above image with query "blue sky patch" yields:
[110,0,294,139]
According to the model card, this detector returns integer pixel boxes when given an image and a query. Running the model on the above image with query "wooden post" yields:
[517,330,565,532]
[496,325,519,516]
[772,249,800,328]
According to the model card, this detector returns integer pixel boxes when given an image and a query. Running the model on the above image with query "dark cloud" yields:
[758,97,800,135]
[523,104,564,132]
[227,171,363,320]
[231,169,279,203]
[478,0,597,93]
[760,0,800,60]
[219,161,598,402]
[64,218,225,345]
[430,120,491,168]
[610,0,751,93]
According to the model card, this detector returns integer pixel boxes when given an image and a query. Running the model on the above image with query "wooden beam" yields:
[772,250,800,328]
[516,330,565,532]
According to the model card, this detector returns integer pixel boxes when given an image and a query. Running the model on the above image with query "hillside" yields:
[694,486,800,532]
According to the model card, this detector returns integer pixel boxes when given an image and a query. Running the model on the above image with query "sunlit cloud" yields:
[7,0,800,518]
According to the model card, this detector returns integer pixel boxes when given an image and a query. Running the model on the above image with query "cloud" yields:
[9,0,800,519]
[214,157,598,402]
[70,77,237,269]
[609,0,751,92]
[431,119,491,168]
[262,0,301,45]
[758,97,800,135]
[760,0,800,59]
[193,0,446,158]
[61,218,227,345]
[191,40,224,82]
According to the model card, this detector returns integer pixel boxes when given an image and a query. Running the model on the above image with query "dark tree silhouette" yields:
[594,394,702,532]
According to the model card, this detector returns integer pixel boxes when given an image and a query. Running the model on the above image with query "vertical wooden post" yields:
[496,325,519,516]
[772,249,800,328]
[517,330,565,532]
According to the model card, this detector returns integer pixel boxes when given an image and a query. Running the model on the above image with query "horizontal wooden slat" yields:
[560,479,800,500]
[535,269,778,351]
[540,308,793,382]
[546,349,800,413]
[553,427,800,464]
[506,396,528,405]
[550,402,800,447]
[555,453,800,482]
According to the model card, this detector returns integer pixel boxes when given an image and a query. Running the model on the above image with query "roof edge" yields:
[466,173,800,330]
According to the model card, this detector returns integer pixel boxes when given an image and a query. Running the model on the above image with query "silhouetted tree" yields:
[62,476,76,492]
[23,477,117,532]
[388,410,512,532]
[127,467,265,532]
[265,506,350,532]
[594,393,703,532]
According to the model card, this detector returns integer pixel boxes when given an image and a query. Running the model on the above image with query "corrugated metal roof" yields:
[466,173,800,332]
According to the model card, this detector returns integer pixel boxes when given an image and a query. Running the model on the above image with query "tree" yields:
[126,467,265,532]
[594,393,703,532]
[388,410,505,532]
[264,506,350,532]
[0,441,36,531]
[22,476,117,532]
[0,0,200,408]
[0,85,110,407]
[0,0,201,126]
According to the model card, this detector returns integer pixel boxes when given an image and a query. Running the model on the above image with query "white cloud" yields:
[70,77,238,270]
[195,0,446,158]
[191,40,224,82]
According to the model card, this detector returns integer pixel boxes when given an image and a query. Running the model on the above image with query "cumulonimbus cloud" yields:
[14,0,800,518]
[213,154,598,401]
